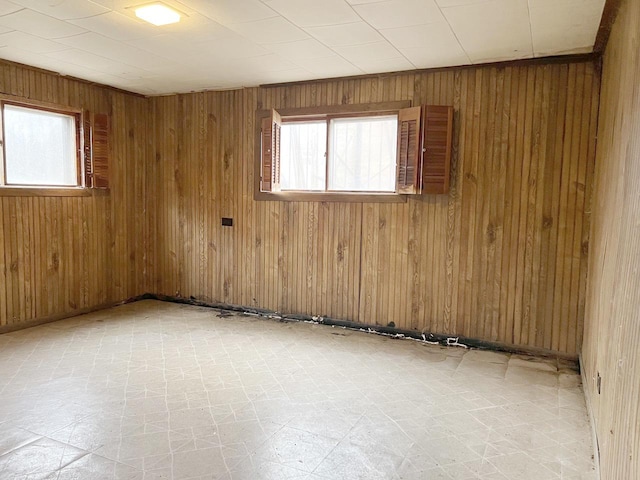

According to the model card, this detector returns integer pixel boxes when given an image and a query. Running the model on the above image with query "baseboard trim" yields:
[579,353,602,479]
[144,293,579,363]
[0,295,145,335]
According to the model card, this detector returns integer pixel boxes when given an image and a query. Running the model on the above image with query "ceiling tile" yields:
[382,22,470,67]
[346,0,386,4]
[153,17,234,44]
[179,0,278,24]
[10,0,108,20]
[333,40,402,63]
[293,55,362,78]
[46,48,147,76]
[395,23,470,67]
[229,16,309,45]
[266,38,334,60]
[43,61,146,94]
[264,0,360,27]
[0,30,67,53]
[138,63,189,77]
[354,56,415,73]
[126,32,269,63]
[124,33,211,61]
[0,0,607,94]
[353,0,444,29]
[441,0,533,63]
[401,45,470,68]
[250,67,317,85]
[28,56,100,79]
[88,73,152,90]
[56,32,177,72]
[435,0,486,6]
[306,22,383,47]
[189,55,312,86]
[68,11,158,42]
[0,46,64,71]
[220,53,299,73]
[0,0,22,16]
[89,0,182,11]
[198,34,270,59]
[130,11,222,39]
[381,22,448,48]
[0,9,87,38]
[529,0,605,56]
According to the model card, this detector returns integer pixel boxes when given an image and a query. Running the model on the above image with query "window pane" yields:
[4,105,78,186]
[280,121,326,191]
[328,115,397,192]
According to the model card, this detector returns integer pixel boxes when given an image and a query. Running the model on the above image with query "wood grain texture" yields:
[150,60,599,356]
[0,61,152,328]
[582,0,640,477]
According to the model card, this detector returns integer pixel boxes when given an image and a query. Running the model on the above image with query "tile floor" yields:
[0,300,596,480]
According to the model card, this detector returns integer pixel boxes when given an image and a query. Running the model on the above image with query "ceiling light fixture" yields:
[135,3,181,26]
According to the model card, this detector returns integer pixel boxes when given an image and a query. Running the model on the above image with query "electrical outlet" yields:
[221,217,233,227]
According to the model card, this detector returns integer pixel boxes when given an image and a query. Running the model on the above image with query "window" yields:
[280,115,398,193]
[280,120,326,191]
[0,101,80,187]
[0,96,111,191]
[256,102,453,201]
[329,115,397,192]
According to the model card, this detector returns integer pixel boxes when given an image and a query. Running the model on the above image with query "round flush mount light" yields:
[135,3,181,26]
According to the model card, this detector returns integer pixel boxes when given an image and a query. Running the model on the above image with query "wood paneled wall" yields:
[0,62,152,330]
[150,60,599,356]
[582,0,640,477]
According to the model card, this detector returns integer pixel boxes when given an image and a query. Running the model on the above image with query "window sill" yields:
[0,187,97,197]
[255,191,408,203]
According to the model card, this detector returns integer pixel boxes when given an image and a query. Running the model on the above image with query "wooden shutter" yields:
[83,110,93,187]
[396,106,422,194]
[91,113,110,189]
[260,109,282,192]
[422,105,453,195]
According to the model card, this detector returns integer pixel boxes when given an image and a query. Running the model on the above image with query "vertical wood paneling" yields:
[151,60,599,356]
[0,62,151,330]
[582,0,640,477]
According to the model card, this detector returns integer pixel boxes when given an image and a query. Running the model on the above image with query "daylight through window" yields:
[258,104,454,200]
[279,114,398,193]
[0,102,80,187]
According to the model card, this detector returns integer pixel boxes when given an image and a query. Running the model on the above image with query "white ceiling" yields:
[0,0,606,95]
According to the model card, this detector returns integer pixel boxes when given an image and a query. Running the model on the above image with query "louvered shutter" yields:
[396,106,422,194]
[260,109,282,192]
[91,113,110,189]
[83,110,92,187]
[422,105,453,195]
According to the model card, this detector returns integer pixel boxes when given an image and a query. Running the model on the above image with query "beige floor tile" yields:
[0,425,42,457]
[0,437,88,478]
[0,300,596,480]
[42,453,143,480]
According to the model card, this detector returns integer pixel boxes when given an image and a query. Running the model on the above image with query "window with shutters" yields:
[255,102,453,202]
[0,96,110,193]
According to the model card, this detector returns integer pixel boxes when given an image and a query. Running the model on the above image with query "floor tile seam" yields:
[182,328,234,480]
[484,448,563,479]
[51,449,144,477]
[373,402,438,453]
[306,411,367,476]
[0,432,46,459]
[24,437,93,476]
[37,410,99,440]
